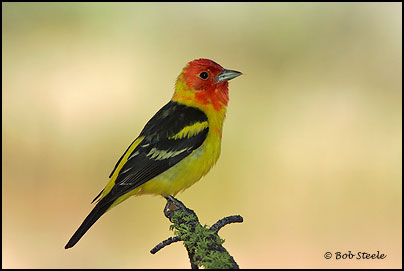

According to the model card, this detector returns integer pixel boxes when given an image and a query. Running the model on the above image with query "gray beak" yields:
[216,68,242,83]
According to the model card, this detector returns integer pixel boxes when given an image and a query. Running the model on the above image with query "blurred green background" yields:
[2,2,402,268]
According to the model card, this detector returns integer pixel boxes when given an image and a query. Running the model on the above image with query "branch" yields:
[150,196,243,269]
[210,215,244,233]
[150,236,181,254]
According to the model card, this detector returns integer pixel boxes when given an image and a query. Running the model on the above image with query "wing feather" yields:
[100,101,209,203]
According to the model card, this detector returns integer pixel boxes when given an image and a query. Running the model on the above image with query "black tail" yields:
[65,199,114,249]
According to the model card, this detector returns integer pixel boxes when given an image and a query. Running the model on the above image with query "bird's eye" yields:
[199,72,209,80]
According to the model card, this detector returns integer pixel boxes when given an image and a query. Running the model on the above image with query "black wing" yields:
[106,100,209,201]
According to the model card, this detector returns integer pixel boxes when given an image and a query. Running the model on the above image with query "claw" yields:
[163,195,189,219]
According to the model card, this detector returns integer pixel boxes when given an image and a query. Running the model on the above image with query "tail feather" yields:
[65,199,114,249]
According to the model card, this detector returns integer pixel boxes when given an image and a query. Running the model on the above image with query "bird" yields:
[65,58,242,249]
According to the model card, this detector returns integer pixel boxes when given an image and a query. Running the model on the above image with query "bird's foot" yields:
[163,195,195,222]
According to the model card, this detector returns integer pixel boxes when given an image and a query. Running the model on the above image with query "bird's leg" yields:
[163,195,199,224]
[165,195,187,209]
[164,195,186,219]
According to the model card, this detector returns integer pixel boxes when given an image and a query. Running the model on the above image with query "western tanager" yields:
[65,58,242,249]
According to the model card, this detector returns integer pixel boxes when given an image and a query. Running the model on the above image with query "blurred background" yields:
[2,2,402,268]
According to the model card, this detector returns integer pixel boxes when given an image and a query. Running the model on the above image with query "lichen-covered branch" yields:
[210,215,244,233]
[150,236,181,254]
[150,196,243,269]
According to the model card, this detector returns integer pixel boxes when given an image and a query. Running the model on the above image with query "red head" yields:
[174,58,242,112]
